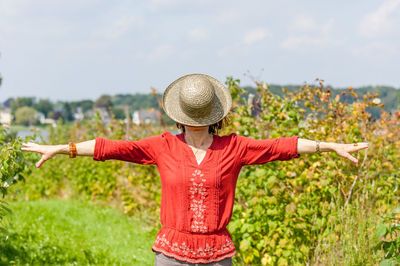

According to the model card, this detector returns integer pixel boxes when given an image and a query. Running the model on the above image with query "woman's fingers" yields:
[21,145,42,153]
[348,142,368,153]
[36,155,47,168]
[345,153,358,164]
[337,151,358,164]
[21,147,36,152]
[21,143,55,167]
[334,142,368,164]
[22,142,37,147]
[22,142,37,150]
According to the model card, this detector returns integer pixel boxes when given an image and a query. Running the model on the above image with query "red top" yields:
[94,132,299,263]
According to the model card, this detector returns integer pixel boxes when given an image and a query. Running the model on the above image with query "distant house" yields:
[36,112,45,122]
[132,109,161,125]
[73,107,84,121]
[37,112,56,126]
[85,107,111,124]
[0,108,13,126]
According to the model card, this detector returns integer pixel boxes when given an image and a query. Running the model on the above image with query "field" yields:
[0,200,157,265]
[1,79,399,265]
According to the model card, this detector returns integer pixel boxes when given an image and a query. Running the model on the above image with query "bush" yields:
[14,106,38,126]
[11,114,166,226]
[223,78,399,264]
[0,126,34,232]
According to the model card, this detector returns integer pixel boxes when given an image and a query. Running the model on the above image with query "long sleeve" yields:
[93,135,163,165]
[237,135,300,165]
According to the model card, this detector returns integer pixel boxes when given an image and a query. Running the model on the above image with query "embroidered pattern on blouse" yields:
[189,169,208,233]
[155,233,235,257]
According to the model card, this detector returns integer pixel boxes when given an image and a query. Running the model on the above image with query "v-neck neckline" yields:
[179,133,216,167]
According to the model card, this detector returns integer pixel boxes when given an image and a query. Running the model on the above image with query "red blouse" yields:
[94,132,299,263]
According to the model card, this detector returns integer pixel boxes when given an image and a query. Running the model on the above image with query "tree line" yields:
[245,84,399,119]
[1,85,399,126]
[0,93,160,125]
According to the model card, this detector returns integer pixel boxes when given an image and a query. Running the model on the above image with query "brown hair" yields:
[176,116,230,134]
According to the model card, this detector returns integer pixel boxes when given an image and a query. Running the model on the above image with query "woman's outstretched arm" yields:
[21,140,95,168]
[297,138,368,164]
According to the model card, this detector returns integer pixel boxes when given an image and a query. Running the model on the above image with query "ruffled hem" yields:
[151,227,236,263]
[152,247,236,264]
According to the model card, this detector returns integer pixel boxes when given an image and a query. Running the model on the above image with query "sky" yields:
[0,0,399,101]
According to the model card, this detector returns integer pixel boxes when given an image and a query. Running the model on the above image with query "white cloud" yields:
[217,27,270,56]
[289,16,318,32]
[217,44,237,57]
[149,0,183,7]
[281,18,334,50]
[135,44,173,61]
[281,36,324,49]
[151,44,173,59]
[0,0,31,35]
[216,9,241,24]
[148,0,212,11]
[93,16,143,39]
[359,0,400,37]
[217,27,270,57]
[352,42,398,59]
[188,27,208,41]
[243,28,270,45]
[0,0,30,16]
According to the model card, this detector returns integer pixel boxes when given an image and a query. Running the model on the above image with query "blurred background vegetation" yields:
[1,84,398,128]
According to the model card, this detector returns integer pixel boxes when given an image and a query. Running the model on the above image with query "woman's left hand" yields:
[331,142,368,164]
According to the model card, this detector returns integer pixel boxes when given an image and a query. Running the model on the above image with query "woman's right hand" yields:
[21,142,62,168]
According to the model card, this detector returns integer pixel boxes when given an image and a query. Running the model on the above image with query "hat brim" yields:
[162,74,232,127]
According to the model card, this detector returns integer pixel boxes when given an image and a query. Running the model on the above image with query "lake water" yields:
[17,129,50,142]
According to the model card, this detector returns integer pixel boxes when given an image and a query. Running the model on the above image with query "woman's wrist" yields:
[298,139,337,154]
[55,144,69,155]
[319,142,335,152]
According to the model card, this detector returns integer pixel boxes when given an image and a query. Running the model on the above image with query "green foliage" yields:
[0,200,156,265]
[112,106,126,119]
[12,115,167,226]
[222,78,399,264]
[374,208,400,265]
[112,93,160,111]
[312,196,382,265]
[33,99,53,118]
[0,126,34,231]
[244,84,399,119]
[8,77,399,264]
[69,99,94,113]
[95,94,113,109]
[61,102,74,122]
[10,97,35,116]
[14,106,38,126]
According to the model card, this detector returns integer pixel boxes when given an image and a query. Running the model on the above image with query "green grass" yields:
[0,200,158,265]
[311,197,386,265]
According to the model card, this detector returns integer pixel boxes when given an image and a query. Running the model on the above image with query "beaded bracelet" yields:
[315,140,321,153]
[69,142,77,158]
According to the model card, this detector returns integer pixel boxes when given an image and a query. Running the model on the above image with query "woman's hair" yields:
[176,116,230,134]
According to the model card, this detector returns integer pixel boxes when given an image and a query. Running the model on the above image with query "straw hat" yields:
[162,74,232,126]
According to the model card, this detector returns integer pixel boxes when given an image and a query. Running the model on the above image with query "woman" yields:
[22,74,368,265]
